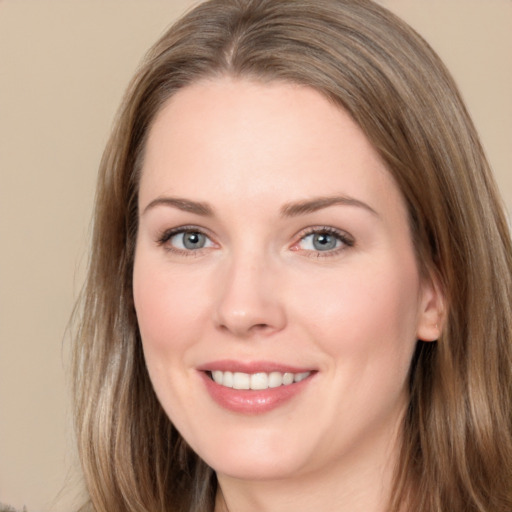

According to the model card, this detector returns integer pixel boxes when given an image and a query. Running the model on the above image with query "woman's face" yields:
[133,78,440,482]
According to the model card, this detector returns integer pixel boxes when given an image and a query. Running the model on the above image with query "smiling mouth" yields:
[208,370,312,390]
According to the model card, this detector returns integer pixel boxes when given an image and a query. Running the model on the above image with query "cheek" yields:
[291,256,421,367]
[133,255,206,361]
[132,254,212,422]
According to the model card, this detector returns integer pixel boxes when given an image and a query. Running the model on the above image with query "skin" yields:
[133,77,443,512]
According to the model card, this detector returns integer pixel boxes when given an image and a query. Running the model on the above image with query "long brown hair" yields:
[72,1,512,510]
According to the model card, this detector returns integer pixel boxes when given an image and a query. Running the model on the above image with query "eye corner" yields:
[292,225,355,257]
[155,225,218,255]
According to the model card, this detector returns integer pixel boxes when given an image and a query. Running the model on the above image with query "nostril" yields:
[213,289,287,337]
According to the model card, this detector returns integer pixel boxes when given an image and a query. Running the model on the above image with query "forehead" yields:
[139,77,404,222]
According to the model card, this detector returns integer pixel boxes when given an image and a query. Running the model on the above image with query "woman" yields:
[72,0,512,511]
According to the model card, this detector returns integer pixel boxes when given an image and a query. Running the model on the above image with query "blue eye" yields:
[297,228,353,253]
[161,229,214,251]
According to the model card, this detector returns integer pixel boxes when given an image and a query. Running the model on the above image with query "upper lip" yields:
[196,359,315,374]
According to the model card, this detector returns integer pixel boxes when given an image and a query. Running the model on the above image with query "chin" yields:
[210,455,303,482]
[192,430,311,481]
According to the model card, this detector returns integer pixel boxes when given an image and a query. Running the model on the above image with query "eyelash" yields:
[293,226,355,258]
[156,225,214,256]
[156,225,354,257]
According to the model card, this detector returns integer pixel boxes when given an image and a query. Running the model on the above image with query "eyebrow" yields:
[142,194,378,218]
[280,195,378,217]
[142,197,213,216]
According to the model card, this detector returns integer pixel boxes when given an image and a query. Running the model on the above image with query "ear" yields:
[416,274,445,342]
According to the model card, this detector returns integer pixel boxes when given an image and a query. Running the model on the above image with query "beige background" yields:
[0,1,510,511]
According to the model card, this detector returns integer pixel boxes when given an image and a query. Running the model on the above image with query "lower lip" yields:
[200,372,313,414]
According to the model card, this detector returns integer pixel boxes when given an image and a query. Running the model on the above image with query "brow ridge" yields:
[142,197,213,216]
[280,195,378,217]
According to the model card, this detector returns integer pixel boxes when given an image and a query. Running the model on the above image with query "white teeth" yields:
[233,372,250,389]
[268,371,283,388]
[282,372,294,385]
[223,371,234,388]
[294,372,310,383]
[210,370,311,390]
[250,372,268,390]
[212,370,224,385]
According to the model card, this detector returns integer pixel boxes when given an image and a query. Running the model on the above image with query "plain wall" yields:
[0,1,510,511]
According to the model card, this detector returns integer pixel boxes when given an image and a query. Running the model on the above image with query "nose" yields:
[213,252,287,338]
